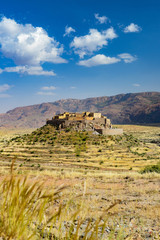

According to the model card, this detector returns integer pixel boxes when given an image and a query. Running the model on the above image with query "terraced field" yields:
[0,125,159,175]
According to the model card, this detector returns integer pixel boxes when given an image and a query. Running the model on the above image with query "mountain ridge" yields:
[0,91,160,128]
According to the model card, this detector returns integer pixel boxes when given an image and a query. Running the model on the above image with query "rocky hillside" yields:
[0,92,160,128]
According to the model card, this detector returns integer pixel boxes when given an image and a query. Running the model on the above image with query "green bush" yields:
[140,162,160,173]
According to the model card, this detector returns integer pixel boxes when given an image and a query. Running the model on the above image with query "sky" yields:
[0,0,159,113]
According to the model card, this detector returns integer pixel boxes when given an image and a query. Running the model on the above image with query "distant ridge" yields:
[0,92,160,128]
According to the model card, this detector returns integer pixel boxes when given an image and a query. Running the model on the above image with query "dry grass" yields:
[0,125,159,239]
[0,125,159,174]
[1,168,159,239]
[0,164,124,240]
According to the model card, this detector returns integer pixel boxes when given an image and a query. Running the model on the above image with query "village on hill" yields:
[46,111,123,135]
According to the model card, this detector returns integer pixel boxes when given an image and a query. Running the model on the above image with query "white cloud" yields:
[70,86,76,89]
[0,84,12,92]
[0,17,67,76]
[41,86,56,90]
[0,84,12,98]
[37,85,56,96]
[133,83,140,87]
[37,91,55,96]
[0,17,67,66]
[1,66,56,76]
[118,53,137,63]
[78,54,120,67]
[64,26,75,37]
[0,93,11,98]
[70,27,117,58]
[124,23,141,33]
[94,13,108,24]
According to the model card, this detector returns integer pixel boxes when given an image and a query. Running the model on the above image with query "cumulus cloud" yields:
[78,54,120,67]
[0,66,56,76]
[64,26,75,37]
[78,53,137,67]
[70,27,117,58]
[0,17,67,76]
[0,17,67,65]
[118,53,137,63]
[94,13,108,24]
[37,91,55,96]
[41,86,56,90]
[124,23,141,33]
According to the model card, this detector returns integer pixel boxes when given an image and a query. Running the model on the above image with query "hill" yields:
[0,91,160,128]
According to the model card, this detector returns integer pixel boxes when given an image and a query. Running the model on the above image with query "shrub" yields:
[65,127,71,132]
[75,149,81,157]
[140,162,160,173]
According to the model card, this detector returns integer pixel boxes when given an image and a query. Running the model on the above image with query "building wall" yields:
[46,119,65,126]
[93,113,102,118]
[101,128,123,135]
[85,118,106,125]
[47,119,123,135]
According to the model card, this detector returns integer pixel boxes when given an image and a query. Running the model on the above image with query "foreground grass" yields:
[0,165,125,240]
[0,168,160,239]
[0,174,62,239]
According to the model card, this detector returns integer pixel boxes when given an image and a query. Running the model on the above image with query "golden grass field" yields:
[0,125,159,239]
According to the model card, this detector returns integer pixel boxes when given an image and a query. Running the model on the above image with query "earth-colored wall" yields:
[95,128,123,135]
[46,117,122,135]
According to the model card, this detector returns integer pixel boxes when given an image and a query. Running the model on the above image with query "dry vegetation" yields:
[0,125,160,239]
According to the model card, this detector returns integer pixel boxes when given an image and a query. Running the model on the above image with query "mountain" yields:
[0,92,160,128]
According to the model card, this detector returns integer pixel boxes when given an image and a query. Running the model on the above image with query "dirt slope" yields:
[0,92,159,128]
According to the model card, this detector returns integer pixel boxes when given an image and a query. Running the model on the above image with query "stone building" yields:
[46,112,123,135]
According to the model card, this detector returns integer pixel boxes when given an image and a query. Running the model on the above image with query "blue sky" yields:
[0,0,159,113]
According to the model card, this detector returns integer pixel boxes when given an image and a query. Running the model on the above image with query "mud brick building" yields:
[46,112,123,135]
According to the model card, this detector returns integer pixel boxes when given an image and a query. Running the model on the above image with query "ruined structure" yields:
[46,112,123,135]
